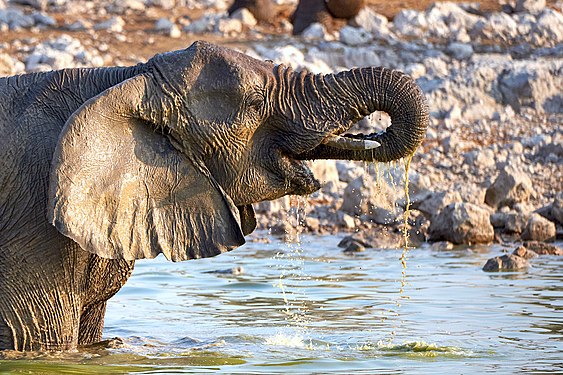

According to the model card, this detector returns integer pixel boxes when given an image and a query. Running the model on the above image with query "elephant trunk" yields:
[296,67,429,163]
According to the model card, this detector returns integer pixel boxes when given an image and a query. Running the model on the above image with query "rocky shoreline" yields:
[1,0,562,269]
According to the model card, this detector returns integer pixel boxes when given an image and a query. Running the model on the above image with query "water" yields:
[1,234,561,374]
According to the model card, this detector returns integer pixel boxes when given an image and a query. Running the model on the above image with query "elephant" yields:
[228,0,278,23]
[291,0,366,35]
[0,41,428,351]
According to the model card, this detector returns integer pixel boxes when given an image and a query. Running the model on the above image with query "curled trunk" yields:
[296,67,429,163]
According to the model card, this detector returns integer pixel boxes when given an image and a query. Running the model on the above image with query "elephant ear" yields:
[48,74,246,262]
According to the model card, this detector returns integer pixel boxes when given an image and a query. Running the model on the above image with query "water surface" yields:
[1,233,561,374]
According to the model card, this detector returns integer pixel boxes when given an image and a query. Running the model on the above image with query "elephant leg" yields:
[78,301,107,345]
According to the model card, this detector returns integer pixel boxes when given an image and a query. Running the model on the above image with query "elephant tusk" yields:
[322,135,381,150]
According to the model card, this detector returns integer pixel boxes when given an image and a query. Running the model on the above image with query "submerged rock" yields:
[483,254,529,271]
[522,241,562,255]
[512,245,538,259]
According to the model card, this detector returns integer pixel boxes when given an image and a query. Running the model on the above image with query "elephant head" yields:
[48,41,428,263]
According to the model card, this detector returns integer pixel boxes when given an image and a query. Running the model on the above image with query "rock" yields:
[446,42,473,60]
[110,0,146,12]
[309,160,339,188]
[339,26,372,46]
[504,212,529,233]
[0,8,35,30]
[472,12,519,42]
[25,35,104,71]
[512,245,538,259]
[32,12,56,27]
[148,0,176,9]
[531,9,563,48]
[430,241,454,251]
[454,183,486,206]
[416,190,463,218]
[0,53,24,76]
[343,240,365,253]
[184,14,218,34]
[94,17,125,33]
[338,229,403,249]
[352,7,391,38]
[230,7,257,27]
[483,254,529,271]
[215,18,243,35]
[305,217,320,233]
[340,175,399,224]
[515,0,546,13]
[155,17,174,31]
[337,212,356,229]
[551,192,563,225]
[301,23,327,40]
[523,241,563,255]
[270,221,293,236]
[485,166,533,209]
[393,9,428,38]
[463,148,496,170]
[11,0,47,10]
[499,60,563,113]
[65,20,90,31]
[428,203,495,244]
[521,213,556,242]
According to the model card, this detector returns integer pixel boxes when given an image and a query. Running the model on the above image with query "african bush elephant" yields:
[291,0,366,34]
[0,41,428,351]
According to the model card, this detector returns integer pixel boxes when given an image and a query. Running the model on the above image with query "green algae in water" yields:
[356,340,475,359]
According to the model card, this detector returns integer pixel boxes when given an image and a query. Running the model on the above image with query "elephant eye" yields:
[246,91,265,109]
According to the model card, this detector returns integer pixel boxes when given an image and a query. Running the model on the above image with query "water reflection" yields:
[1,234,561,374]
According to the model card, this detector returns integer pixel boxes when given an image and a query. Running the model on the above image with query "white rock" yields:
[0,53,25,76]
[515,0,546,13]
[472,12,519,42]
[339,26,373,46]
[393,9,428,38]
[446,42,473,60]
[11,0,46,10]
[169,24,181,38]
[148,0,176,9]
[352,7,388,34]
[215,17,242,35]
[0,8,35,29]
[531,9,563,47]
[155,17,175,31]
[94,16,125,32]
[183,14,218,34]
[302,23,327,40]
[230,7,257,27]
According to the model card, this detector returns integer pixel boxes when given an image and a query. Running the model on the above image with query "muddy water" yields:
[0,235,561,374]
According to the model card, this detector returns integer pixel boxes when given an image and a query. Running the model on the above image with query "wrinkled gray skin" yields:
[0,41,428,351]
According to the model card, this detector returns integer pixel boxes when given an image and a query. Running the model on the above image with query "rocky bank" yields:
[1,0,561,267]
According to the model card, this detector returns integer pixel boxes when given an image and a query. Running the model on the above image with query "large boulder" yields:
[485,167,533,209]
[428,203,495,244]
[521,213,556,242]
[416,190,463,218]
